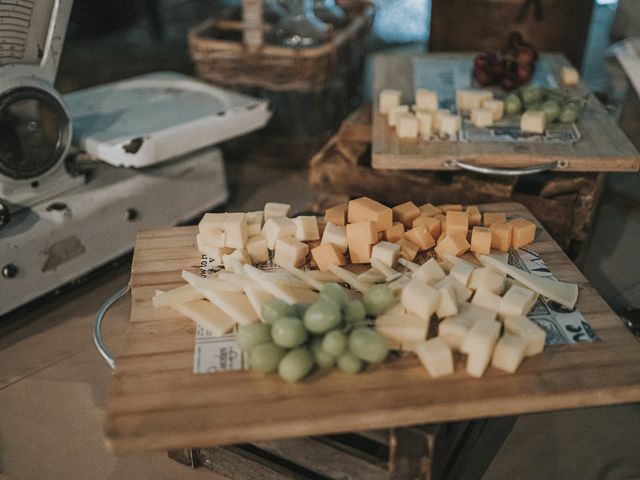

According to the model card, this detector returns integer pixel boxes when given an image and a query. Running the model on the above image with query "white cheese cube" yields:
[371,241,401,267]
[413,258,446,285]
[521,111,546,134]
[457,301,497,325]
[468,267,505,295]
[273,237,309,268]
[246,235,269,264]
[457,89,492,113]
[438,314,474,351]
[415,111,433,138]
[449,262,475,286]
[434,276,472,303]
[379,88,402,114]
[196,234,233,263]
[223,212,248,249]
[153,284,203,308]
[470,107,493,128]
[376,309,429,343]
[439,114,461,138]
[561,66,580,86]
[401,278,441,321]
[499,285,538,318]
[293,216,320,241]
[321,222,348,253]
[481,99,504,121]
[462,320,501,378]
[264,202,292,220]
[198,213,227,247]
[491,333,527,373]
[245,211,264,236]
[432,108,450,132]
[503,315,546,356]
[415,338,454,378]
[199,289,259,326]
[261,216,296,249]
[415,89,439,111]
[471,288,502,312]
[222,249,251,272]
[388,105,410,127]
[436,283,459,319]
[174,300,236,336]
[396,113,419,138]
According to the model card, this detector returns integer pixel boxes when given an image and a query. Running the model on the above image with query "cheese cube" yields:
[395,238,420,261]
[349,242,374,264]
[436,283,459,318]
[450,261,474,286]
[499,285,538,318]
[415,111,433,138]
[388,105,409,127]
[377,317,428,344]
[438,315,474,351]
[466,206,482,226]
[481,99,504,121]
[392,201,421,228]
[491,333,527,373]
[246,235,269,264]
[371,241,401,267]
[434,234,470,258]
[273,237,309,268]
[293,216,320,241]
[311,243,346,272]
[198,213,227,247]
[196,234,233,263]
[347,220,377,245]
[415,89,439,111]
[435,276,473,303]
[561,66,580,86]
[470,226,492,255]
[521,110,546,134]
[404,224,436,250]
[471,288,502,312]
[401,278,441,321]
[174,300,236,337]
[222,249,251,272]
[510,218,536,248]
[379,88,402,114]
[262,216,296,249]
[471,107,493,128]
[439,113,461,138]
[418,203,441,217]
[324,204,346,226]
[483,212,506,227]
[321,222,348,253]
[413,258,446,285]
[384,222,405,243]
[490,223,513,252]
[413,215,442,240]
[462,320,501,378]
[503,316,546,356]
[415,338,454,378]
[468,267,506,295]
[348,197,393,232]
[446,211,469,237]
[397,113,419,138]
[245,211,264,237]
[223,213,249,249]
[437,204,463,212]
[457,301,498,324]
[264,202,292,219]
[457,89,492,113]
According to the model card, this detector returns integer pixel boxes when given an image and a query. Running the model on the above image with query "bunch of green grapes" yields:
[503,85,586,124]
[236,283,397,383]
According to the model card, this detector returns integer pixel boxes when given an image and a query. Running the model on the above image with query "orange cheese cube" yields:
[384,222,405,243]
[311,243,346,272]
[434,234,470,258]
[435,214,447,235]
[349,242,374,264]
[413,215,442,240]
[317,221,327,238]
[510,218,536,248]
[395,238,420,261]
[324,204,346,226]
[466,206,481,227]
[404,225,436,250]
[418,203,441,217]
[483,212,507,227]
[347,197,393,232]
[346,221,377,245]
[490,223,513,252]
[446,211,469,237]
[470,226,492,255]
[392,201,421,228]
[437,204,463,212]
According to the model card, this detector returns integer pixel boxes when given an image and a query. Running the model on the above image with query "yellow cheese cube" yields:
[349,243,374,264]
[415,111,433,138]
[196,234,233,263]
[471,288,502,312]
[499,285,538,318]
[468,267,506,295]
[521,110,546,134]
[346,220,377,245]
[393,201,421,228]
[503,315,546,356]
[413,258,446,285]
[293,216,320,241]
[439,113,461,138]
[246,235,269,264]
[435,214,447,237]
[510,218,536,248]
[471,107,493,127]
[413,215,442,240]
[466,205,482,226]
[434,234,470,258]
[311,243,346,272]
[395,238,420,261]
[264,202,292,219]
[388,105,409,127]
[470,226,492,255]
[273,237,309,268]
[371,241,401,267]
[348,197,393,232]
[491,333,527,373]
[561,65,580,86]
[446,210,469,237]
[415,89,439,111]
[418,203,441,217]
[415,338,454,378]
[481,99,504,121]
[490,223,513,252]
[245,211,264,236]
[404,224,436,250]
[198,212,227,244]
[262,216,296,250]
[438,204,463,212]
[321,222,348,253]
[379,88,401,114]
[324,204,346,226]
[222,213,248,249]
[397,113,419,138]
[384,222,405,243]
[483,212,506,227]
[462,320,501,378]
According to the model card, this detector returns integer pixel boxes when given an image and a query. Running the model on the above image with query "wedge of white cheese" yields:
[153,284,204,307]
[174,300,236,337]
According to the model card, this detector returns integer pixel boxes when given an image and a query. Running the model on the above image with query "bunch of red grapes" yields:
[472,32,538,91]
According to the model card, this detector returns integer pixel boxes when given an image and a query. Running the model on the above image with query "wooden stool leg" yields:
[167,448,200,468]
[389,425,438,479]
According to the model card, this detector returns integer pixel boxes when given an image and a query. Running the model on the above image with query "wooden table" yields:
[104,202,640,466]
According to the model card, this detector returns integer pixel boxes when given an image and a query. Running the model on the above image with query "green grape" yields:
[304,299,342,334]
[261,298,296,324]
[337,351,363,374]
[293,303,310,319]
[344,299,366,324]
[250,342,286,374]
[322,330,347,357]
[349,328,389,364]
[271,317,308,348]
[362,285,397,316]
[541,100,560,123]
[559,104,579,123]
[319,283,348,307]
[236,323,272,352]
[504,94,522,115]
[311,337,336,368]
[521,86,543,106]
[278,347,314,382]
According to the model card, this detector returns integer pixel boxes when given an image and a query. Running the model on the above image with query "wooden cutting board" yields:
[104,202,640,454]
[372,53,640,172]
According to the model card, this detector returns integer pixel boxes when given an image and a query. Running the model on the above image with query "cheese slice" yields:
[243,286,274,322]
[181,270,244,293]
[153,284,203,307]
[357,268,387,283]
[327,264,371,293]
[174,300,236,337]
[198,289,258,326]
[371,259,402,282]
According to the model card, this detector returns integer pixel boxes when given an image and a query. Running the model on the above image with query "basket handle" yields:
[242,0,264,50]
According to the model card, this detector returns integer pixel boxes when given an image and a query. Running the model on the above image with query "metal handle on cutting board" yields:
[94,285,130,370]
[445,159,567,176]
